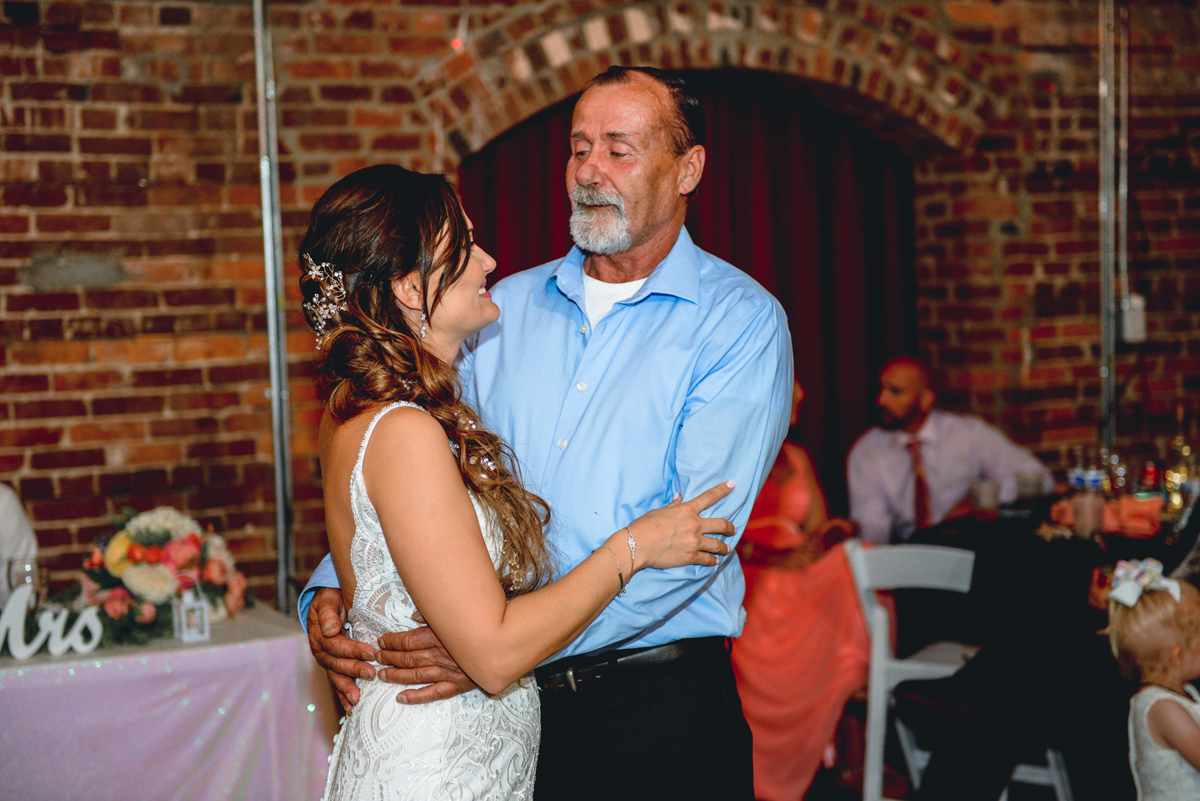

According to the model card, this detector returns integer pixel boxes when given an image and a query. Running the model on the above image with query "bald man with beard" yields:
[846,357,1052,544]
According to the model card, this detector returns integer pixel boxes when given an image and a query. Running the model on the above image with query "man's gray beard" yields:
[569,186,633,255]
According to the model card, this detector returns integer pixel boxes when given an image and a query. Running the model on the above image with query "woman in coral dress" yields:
[732,382,870,800]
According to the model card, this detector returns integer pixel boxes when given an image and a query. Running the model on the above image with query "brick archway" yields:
[417,1,1008,168]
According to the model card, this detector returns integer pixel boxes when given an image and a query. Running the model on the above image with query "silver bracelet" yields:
[596,544,625,596]
[625,526,637,571]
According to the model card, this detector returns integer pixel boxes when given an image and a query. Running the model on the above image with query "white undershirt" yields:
[581,272,646,327]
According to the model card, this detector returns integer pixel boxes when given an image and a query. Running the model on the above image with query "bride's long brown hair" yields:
[298,164,551,597]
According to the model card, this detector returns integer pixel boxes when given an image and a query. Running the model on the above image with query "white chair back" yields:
[843,539,976,801]
[845,541,975,594]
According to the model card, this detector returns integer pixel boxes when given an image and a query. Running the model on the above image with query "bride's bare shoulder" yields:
[357,405,456,472]
[360,406,462,503]
[366,403,441,439]
[322,404,442,462]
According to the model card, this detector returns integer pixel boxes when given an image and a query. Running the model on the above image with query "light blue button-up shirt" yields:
[301,227,792,659]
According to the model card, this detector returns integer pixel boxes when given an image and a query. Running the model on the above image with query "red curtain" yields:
[459,70,915,512]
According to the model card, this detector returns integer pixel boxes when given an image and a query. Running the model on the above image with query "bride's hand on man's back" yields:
[631,481,737,571]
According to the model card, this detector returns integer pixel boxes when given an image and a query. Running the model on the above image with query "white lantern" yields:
[173,589,210,643]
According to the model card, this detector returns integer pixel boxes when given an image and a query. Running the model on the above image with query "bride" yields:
[299,164,736,800]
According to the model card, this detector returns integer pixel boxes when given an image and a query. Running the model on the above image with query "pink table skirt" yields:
[0,606,340,801]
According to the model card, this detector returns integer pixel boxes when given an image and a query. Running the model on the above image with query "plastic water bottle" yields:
[1067,445,1086,494]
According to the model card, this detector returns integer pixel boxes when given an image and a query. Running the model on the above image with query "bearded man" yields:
[846,356,1052,544]
[302,67,794,800]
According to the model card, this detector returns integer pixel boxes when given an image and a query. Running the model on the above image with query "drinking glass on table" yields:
[971,480,1001,521]
[1016,470,1045,500]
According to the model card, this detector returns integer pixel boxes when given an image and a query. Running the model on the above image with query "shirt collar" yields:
[893,409,943,447]
[543,226,703,306]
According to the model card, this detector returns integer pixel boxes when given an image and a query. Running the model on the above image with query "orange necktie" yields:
[907,438,931,530]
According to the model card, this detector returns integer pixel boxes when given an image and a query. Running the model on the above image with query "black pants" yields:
[533,642,754,801]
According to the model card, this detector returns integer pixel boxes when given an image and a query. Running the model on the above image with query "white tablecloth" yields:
[0,605,339,800]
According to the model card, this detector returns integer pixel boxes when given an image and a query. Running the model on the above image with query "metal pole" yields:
[253,0,295,612]
[1117,1,1130,305]
[1098,0,1117,451]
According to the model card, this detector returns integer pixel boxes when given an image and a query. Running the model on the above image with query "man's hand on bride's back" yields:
[307,587,376,711]
[376,613,478,704]
[309,589,476,707]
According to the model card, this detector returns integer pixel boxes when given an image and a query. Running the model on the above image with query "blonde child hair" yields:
[1108,580,1200,684]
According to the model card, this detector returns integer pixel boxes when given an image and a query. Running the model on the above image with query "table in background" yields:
[899,497,1200,657]
[0,605,340,801]
[892,500,1200,800]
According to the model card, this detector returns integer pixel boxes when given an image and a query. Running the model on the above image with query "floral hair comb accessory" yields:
[1110,558,1181,607]
[302,253,348,348]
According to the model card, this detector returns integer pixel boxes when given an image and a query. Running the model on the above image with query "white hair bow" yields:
[1110,558,1182,607]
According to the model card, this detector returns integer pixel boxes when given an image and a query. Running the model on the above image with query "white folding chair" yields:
[1001,750,1074,801]
[845,539,979,801]
[844,539,1078,801]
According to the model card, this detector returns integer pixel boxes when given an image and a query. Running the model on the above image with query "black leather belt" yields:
[534,636,728,693]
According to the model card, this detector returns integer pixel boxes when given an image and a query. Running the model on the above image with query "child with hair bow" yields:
[1107,558,1200,800]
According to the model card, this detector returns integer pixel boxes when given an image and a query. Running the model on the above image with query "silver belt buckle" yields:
[565,666,578,692]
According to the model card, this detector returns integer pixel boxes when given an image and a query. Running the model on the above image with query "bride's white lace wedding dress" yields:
[322,402,540,801]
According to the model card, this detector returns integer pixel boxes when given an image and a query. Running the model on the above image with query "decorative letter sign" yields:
[0,585,102,659]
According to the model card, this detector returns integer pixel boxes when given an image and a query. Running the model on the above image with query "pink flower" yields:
[134,603,156,624]
[164,537,201,571]
[83,546,104,571]
[103,587,133,619]
[175,568,198,590]
[224,571,247,616]
[201,558,229,586]
[81,575,108,607]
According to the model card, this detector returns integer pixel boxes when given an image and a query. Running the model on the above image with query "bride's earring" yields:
[418,312,427,339]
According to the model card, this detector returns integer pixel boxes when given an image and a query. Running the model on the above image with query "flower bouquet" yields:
[78,507,249,646]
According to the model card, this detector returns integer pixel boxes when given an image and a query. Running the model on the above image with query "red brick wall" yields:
[1,0,291,599]
[2,0,1198,602]
[909,1,1200,462]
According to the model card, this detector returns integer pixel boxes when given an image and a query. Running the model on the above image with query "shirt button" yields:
[557,439,568,449]
[580,324,588,334]
[576,382,586,391]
